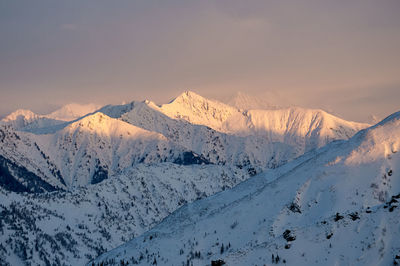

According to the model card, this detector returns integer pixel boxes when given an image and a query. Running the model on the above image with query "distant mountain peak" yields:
[160,91,238,130]
[3,109,39,122]
[46,103,101,121]
[169,90,209,104]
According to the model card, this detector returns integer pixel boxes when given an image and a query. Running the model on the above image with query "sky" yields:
[0,0,399,123]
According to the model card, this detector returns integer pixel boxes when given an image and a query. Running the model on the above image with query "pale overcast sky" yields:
[1,0,399,122]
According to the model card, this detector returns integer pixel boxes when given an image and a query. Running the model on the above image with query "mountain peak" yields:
[68,112,121,130]
[170,90,206,104]
[46,103,101,121]
[3,109,39,122]
[160,91,238,129]
[166,90,237,112]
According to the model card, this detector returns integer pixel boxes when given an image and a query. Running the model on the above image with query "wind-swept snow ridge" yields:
[92,110,400,266]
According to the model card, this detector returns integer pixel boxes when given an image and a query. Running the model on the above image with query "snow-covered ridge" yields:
[92,110,400,266]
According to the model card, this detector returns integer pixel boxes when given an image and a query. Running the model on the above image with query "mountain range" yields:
[1,91,394,266]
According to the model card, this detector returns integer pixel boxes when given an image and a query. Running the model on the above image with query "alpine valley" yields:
[2,91,398,266]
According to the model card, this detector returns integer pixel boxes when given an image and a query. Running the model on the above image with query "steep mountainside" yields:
[93,111,400,266]
[0,125,66,191]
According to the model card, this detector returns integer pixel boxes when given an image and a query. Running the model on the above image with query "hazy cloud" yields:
[0,0,399,123]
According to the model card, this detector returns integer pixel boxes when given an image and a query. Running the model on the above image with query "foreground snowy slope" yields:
[93,111,400,266]
[0,163,248,265]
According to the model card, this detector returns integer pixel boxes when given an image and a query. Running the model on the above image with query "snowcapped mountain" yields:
[92,110,400,266]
